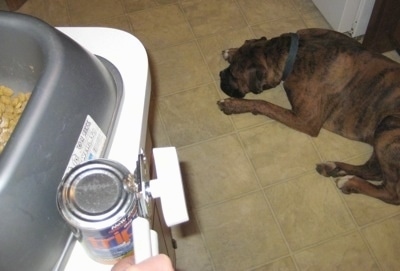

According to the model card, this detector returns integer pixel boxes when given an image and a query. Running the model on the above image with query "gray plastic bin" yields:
[0,11,123,270]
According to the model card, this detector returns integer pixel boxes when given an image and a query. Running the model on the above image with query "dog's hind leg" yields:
[333,129,400,205]
[316,153,382,180]
[335,174,400,205]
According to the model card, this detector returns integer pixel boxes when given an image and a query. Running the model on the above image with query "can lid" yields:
[57,159,137,230]
[73,171,122,214]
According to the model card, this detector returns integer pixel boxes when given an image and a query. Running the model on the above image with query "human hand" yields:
[111,254,174,271]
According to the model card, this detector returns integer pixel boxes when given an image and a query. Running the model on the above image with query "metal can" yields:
[57,159,138,265]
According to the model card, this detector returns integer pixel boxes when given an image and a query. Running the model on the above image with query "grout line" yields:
[233,109,301,270]
[356,213,400,271]
[65,0,72,26]
[233,0,256,38]
[118,0,135,34]
[259,182,301,271]
[153,99,173,147]
[191,211,217,271]
[358,212,400,230]
[176,119,276,151]
[187,186,262,211]
[308,135,325,162]
[152,81,215,99]
[357,229,384,271]
[289,229,364,255]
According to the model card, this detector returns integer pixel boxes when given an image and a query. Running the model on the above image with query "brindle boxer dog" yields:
[218,28,400,205]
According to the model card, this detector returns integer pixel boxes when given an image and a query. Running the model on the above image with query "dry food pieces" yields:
[0,85,31,153]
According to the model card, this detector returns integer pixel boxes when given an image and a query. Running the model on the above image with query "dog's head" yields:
[219,37,281,98]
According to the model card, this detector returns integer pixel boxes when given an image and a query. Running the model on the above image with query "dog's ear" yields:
[222,48,237,63]
[249,66,266,94]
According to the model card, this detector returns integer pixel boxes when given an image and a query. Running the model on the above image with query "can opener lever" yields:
[132,147,189,263]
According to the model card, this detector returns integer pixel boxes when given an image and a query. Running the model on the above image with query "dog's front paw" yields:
[217,98,235,115]
[217,98,248,115]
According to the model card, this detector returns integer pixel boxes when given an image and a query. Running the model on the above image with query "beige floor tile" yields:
[290,0,318,13]
[383,50,400,63]
[172,214,214,271]
[157,84,234,147]
[362,215,400,271]
[156,0,178,4]
[239,121,320,186]
[121,0,157,13]
[68,0,125,25]
[148,100,171,147]
[177,134,258,208]
[196,191,289,271]
[237,0,298,26]
[149,42,212,96]
[197,27,255,81]
[75,15,132,32]
[337,154,400,226]
[301,8,331,29]
[311,129,373,162]
[0,0,8,10]
[251,256,297,271]
[17,0,68,26]
[344,192,400,227]
[265,172,355,251]
[294,232,379,270]
[128,4,194,51]
[181,0,247,37]
[252,16,307,38]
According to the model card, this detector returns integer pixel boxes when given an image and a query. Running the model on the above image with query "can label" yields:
[80,207,138,264]
[57,159,139,265]
[64,115,106,176]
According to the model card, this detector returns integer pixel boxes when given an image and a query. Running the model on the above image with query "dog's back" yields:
[289,29,400,144]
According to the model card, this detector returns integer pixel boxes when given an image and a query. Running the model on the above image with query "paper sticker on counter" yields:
[64,115,106,176]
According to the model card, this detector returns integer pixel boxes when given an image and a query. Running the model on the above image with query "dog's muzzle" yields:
[219,69,245,98]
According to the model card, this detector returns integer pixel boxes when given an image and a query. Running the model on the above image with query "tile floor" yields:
[3,0,400,270]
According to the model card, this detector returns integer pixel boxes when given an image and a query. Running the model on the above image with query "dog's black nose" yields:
[219,73,245,99]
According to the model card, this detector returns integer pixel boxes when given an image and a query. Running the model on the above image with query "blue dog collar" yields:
[282,33,299,81]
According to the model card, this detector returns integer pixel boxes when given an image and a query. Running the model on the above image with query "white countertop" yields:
[57,27,151,270]
[59,27,151,173]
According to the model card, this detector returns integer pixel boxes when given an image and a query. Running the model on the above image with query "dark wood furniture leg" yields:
[5,0,27,11]
[363,0,400,53]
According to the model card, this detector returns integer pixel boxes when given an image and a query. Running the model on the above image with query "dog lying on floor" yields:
[217,28,400,205]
